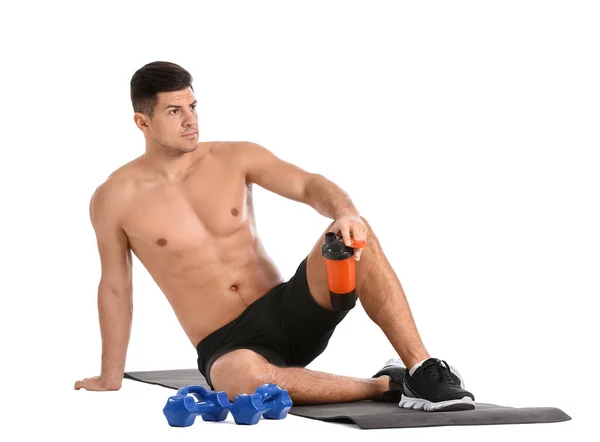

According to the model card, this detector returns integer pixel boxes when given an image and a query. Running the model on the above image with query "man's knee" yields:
[209,349,275,399]
[359,215,375,235]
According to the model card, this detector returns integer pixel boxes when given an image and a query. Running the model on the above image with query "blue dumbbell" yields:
[231,383,293,425]
[163,385,232,427]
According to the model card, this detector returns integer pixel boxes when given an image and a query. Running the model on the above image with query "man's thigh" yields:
[281,248,348,366]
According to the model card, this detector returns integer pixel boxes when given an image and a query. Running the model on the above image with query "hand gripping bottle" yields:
[321,232,367,312]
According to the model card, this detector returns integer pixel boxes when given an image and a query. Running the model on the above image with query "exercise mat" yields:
[124,369,571,429]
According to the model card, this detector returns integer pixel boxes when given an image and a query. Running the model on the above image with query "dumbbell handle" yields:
[256,383,281,401]
[181,395,220,414]
[177,385,208,397]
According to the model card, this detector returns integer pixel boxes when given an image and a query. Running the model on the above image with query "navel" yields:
[231,208,239,216]
[230,284,238,291]
[157,238,168,246]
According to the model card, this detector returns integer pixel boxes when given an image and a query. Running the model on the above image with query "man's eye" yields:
[190,105,196,110]
[170,109,179,114]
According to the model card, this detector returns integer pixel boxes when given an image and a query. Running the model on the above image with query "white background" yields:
[1,1,597,440]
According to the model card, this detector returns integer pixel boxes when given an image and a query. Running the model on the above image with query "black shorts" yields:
[196,256,348,389]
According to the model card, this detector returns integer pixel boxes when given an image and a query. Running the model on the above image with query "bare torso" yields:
[112,142,285,346]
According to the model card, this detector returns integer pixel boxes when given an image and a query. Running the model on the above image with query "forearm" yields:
[305,174,360,219]
[97,285,132,385]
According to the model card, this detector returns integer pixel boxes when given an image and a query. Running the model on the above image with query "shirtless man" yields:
[74,61,476,411]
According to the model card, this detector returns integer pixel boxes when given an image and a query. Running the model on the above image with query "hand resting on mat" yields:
[74,376,122,391]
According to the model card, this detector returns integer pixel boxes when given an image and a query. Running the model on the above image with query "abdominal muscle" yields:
[130,215,285,348]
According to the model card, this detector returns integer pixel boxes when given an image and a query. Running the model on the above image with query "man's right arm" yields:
[75,179,133,391]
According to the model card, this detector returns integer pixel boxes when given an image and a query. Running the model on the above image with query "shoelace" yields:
[418,360,455,384]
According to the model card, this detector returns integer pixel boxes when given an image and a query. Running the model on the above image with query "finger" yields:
[353,223,367,242]
[342,226,352,247]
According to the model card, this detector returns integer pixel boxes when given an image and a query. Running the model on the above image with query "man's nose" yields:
[182,110,197,125]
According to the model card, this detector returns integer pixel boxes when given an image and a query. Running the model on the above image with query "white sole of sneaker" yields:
[399,394,475,412]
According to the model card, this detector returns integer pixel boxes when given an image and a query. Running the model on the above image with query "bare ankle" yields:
[373,376,390,399]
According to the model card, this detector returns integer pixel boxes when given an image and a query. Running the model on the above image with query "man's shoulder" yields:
[90,158,141,212]
[212,140,250,155]
[217,140,268,163]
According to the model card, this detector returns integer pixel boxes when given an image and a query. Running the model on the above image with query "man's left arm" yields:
[238,142,368,256]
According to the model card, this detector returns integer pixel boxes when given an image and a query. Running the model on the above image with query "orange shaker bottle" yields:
[321,232,367,311]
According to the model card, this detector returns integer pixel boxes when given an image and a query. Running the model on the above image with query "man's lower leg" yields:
[269,365,389,405]
[355,220,431,370]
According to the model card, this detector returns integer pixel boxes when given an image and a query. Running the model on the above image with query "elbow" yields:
[98,281,132,300]
[98,283,133,317]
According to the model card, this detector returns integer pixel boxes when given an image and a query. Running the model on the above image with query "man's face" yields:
[140,87,199,153]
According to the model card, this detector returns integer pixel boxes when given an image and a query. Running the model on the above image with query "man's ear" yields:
[133,112,149,131]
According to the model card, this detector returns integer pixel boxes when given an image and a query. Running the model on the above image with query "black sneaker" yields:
[401,357,475,411]
[371,359,407,402]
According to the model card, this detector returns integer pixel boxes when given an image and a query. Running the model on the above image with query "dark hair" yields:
[130,61,194,118]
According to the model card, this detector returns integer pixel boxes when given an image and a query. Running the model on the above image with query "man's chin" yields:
[177,143,198,153]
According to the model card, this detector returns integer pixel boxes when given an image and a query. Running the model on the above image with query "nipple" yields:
[157,238,168,246]
[231,208,239,216]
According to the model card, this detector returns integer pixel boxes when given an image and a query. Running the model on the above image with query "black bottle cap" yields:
[321,233,354,260]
